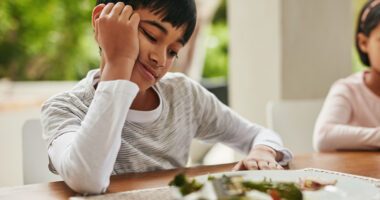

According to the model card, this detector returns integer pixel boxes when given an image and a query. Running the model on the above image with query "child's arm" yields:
[314,83,380,151]
[43,80,138,194]
[42,3,140,194]
[189,78,292,170]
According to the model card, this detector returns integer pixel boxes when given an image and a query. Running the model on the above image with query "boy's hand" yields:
[95,2,140,81]
[232,145,283,171]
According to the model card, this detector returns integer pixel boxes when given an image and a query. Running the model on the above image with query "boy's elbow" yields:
[58,165,109,194]
[65,176,109,195]
[55,152,112,194]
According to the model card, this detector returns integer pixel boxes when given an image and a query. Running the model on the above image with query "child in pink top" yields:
[314,0,380,152]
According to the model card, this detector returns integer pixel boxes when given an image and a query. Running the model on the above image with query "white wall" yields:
[228,0,282,125]
[228,0,352,125]
[281,0,352,99]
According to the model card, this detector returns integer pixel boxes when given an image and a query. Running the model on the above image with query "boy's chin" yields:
[135,81,154,92]
[130,75,155,91]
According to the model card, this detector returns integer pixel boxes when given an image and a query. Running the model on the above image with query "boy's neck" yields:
[364,68,380,97]
[130,87,160,111]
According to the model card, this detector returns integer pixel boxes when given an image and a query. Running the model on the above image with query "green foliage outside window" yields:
[202,23,228,79]
[202,0,229,79]
[0,0,229,81]
[0,0,98,81]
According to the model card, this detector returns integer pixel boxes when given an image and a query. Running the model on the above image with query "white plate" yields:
[193,168,380,200]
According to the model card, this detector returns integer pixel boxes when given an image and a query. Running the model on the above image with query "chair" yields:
[22,119,61,184]
[188,140,236,166]
[266,99,324,154]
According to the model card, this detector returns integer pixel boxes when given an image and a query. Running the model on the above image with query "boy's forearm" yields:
[101,58,136,81]
[48,81,139,194]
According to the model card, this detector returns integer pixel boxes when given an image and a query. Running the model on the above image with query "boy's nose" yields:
[149,50,166,68]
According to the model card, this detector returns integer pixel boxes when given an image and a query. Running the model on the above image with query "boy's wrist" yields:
[101,58,136,81]
[105,57,136,68]
[252,144,283,161]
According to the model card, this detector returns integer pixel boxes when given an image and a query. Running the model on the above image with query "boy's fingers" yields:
[120,5,134,22]
[244,159,259,170]
[268,162,278,170]
[232,160,243,171]
[110,2,125,17]
[258,161,270,170]
[100,3,115,17]
[129,13,140,28]
[276,163,284,170]
[267,162,283,170]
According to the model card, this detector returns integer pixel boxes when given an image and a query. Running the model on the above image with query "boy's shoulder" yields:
[43,70,97,107]
[159,72,200,88]
[160,72,190,81]
[157,72,208,99]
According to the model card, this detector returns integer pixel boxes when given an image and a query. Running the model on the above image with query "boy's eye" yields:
[168,49,178,58]
[140,28,157,42]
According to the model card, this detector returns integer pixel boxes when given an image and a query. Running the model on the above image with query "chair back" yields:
[188,140,236,166]
[22,119,61,184]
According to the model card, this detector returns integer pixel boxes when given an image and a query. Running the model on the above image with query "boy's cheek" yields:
[166,59,175,68]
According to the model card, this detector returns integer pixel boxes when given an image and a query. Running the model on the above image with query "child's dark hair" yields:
[96,0,197,45]
[356,0,380,67]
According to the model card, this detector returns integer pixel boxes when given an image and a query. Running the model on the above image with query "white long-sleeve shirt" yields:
[41,69,292,194]
[314,71,380,152]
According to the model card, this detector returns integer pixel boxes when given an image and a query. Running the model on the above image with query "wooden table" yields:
[0,152,379,200]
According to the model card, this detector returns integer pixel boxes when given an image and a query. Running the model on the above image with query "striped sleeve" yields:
[188,78,292,164]
[41,80,138,194]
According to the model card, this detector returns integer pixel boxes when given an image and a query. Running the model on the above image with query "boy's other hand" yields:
[232,145,284,171]
[95,2,140,81]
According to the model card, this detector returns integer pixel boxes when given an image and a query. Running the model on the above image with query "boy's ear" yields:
[92,4,106,29]
[357,33,369,53]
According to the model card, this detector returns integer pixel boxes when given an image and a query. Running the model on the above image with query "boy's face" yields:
[130,8,185,91]
[96,7,185,91]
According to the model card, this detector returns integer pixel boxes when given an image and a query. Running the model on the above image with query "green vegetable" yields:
[169,173,203,196]
[207,175,216,181]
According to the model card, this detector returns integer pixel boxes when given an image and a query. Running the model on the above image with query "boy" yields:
[41,0,292,194]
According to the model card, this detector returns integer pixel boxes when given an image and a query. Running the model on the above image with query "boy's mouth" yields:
[138,61,159,80]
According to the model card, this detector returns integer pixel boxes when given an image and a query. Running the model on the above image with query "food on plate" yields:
[170,173,302,200]
[169,173,338,200]
[299,178,337,191]
[213,175,302,200]
[169,173,203,196]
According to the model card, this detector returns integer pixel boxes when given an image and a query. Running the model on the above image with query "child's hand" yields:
[232,145,283,171]
[95,2,140,81]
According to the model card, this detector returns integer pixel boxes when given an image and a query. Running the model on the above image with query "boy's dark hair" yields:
[96,0,197,45]
[356,0,380,67]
